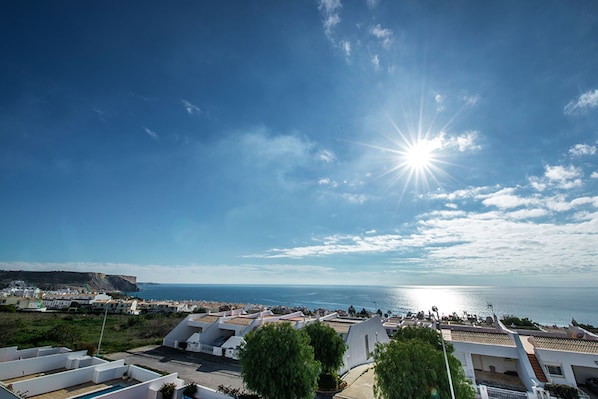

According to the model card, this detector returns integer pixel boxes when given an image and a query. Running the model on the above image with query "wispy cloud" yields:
[253,156,598,280]
[434,93,445,112]
[429,131,481,152]
[564,89,598,115]
[340,40,352,59]
[318,0,342,40]
[463,94,480,106]
[371,54,380,70]
[365,0,379,9]
[144,127,159,140]
[182,99,201,115]
[370,24,393,49]
[569,143,596,157]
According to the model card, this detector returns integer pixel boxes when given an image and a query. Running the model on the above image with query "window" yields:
[546,365,563,376]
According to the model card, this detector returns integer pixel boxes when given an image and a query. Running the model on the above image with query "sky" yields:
[1,1,597,287]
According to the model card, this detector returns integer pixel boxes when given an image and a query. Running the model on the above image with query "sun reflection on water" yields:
[391,285,478,318]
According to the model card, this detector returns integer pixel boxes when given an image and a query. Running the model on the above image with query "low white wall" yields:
[0,346,58,362]
[92,360,126,383]
[0,350,89,380]
[128,365,162,382]
[9,365,95,397]
[194,385,233,399]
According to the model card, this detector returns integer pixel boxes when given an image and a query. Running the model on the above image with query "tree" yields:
[304,321,347,374]
[239,322,321,399]
[374,327,475,399]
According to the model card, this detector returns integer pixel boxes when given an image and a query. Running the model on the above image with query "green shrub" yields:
[159,382,176,399]
[544,383,578,399]
[318,372,339,391]
[183,382,197,397]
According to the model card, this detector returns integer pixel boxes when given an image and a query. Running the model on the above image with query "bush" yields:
[183,382,197,397]
[159,382,176,399]
[544,383,578,399]
[217,385,260,399]
[318,372,339,391]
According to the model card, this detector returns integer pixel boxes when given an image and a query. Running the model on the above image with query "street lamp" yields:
[432,306,456,399]
[97,305,108,357]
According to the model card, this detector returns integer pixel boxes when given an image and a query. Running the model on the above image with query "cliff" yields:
[0,270,139,292]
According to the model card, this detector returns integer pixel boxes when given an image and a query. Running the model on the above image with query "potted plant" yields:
[159,382,177,399]
[183,382,197,398]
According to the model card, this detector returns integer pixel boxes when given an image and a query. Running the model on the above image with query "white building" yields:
[444,319,598,399]
[163,309,390,373]
[0,346,230,399]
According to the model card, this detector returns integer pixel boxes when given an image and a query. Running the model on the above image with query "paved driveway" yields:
[106,345,244,391]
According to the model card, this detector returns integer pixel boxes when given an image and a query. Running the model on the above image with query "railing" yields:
[479,385,529,399]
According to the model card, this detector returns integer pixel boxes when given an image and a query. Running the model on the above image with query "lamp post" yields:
[97,305,108,357]
[432,306,456,399]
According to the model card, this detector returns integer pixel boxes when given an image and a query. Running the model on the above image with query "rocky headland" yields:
[0,270,139,292]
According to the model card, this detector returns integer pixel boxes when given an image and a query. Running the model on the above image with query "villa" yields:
[0,345,228,399]
[162,309,389,373]
[442,317,598,399]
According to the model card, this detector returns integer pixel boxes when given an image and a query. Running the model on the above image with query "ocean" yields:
[134,284,597,327]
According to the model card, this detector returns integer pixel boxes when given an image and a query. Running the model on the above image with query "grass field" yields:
[0,311,187,355]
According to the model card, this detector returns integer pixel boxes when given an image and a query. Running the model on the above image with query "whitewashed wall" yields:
[0,350,89,380]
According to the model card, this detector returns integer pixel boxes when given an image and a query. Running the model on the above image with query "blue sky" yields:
[1,1,597,286]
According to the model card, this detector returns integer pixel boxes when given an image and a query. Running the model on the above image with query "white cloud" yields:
[431,130,481,152]
[481,187,538,209]
[429,186,490,201]
[182,99,201,115]
[365,0,379,8]
[569,143,596,157]
[544,164,582,189]
[371,54,380,70]
[463,94,480,106]
[318,0,342,39]
[254,169,598,281]
[370,24,393,49]
[144,127,158,139]
[592,171,598,179]
[319,149,336,163]
[434,93,444,111]
[564,89,598,115]
[340,40,351,58]
[342,193,368,204]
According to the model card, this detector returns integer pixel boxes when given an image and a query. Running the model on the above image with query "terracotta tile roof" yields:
[223,317,254,326]
[448,330,515,347]
[531,336,598,354]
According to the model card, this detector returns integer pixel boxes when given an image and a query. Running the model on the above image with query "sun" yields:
[404,140,435,170]
[372,133,448,197]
